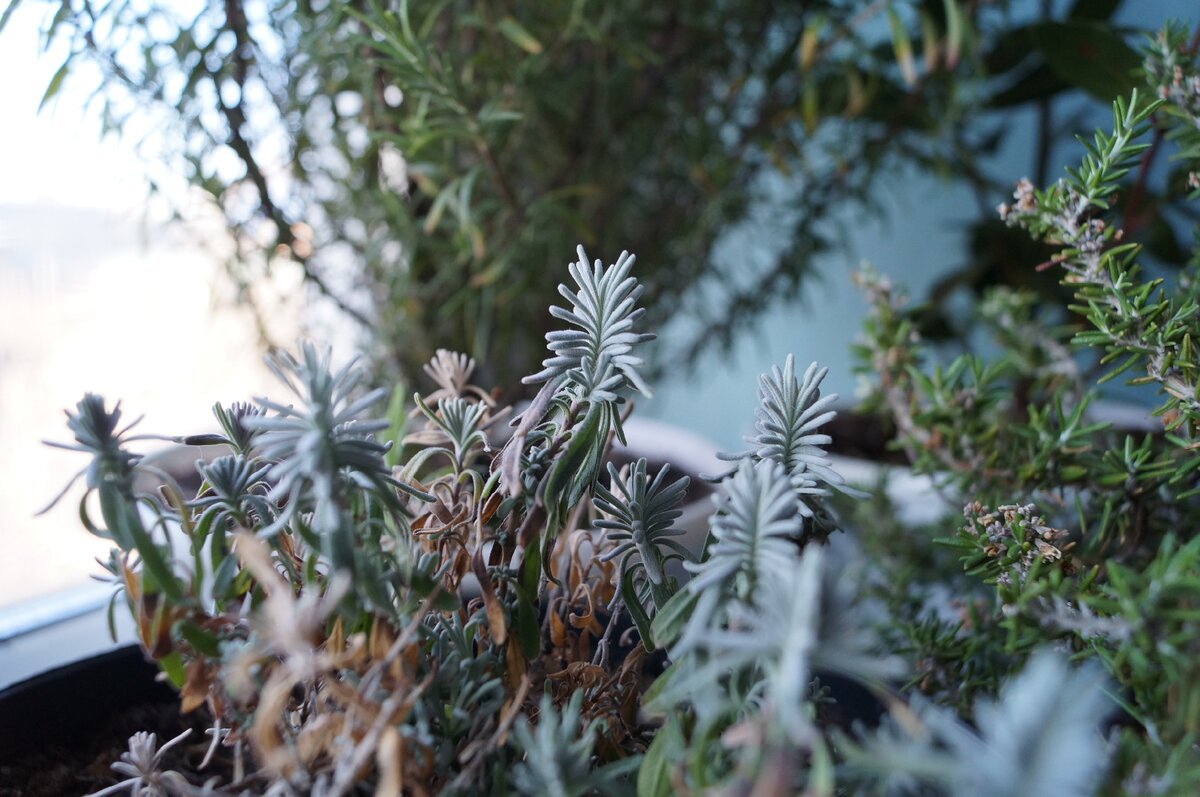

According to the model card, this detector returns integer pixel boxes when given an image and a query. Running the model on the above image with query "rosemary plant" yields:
[849,25,1200,794]
[23,0,1151,389]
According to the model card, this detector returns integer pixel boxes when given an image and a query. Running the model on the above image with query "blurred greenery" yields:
[10,0,1189,391]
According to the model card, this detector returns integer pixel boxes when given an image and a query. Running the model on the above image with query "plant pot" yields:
[0,645,197,796]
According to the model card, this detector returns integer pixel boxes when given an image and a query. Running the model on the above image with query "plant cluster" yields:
[53,246,1124,796]
[850,24,1200,793]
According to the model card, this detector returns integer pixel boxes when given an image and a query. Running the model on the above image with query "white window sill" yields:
[0,584,132,690]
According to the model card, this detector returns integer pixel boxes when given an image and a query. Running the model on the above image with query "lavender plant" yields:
[591,458,691,620]
[844,651,1113,797]
[51,234,1133,795]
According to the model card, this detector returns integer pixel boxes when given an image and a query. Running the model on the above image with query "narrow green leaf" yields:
[887,6,917,87]
[383,383,409,469]
[39,57,70,112]
[430,587,461,612]
[622,568,655,651]
[102,483,185,603]
[809,735,836,796]
[105,590,120,643]
[176,620,221,658]
[521,535,542,596]
[212,553,238,601]
[497,16,543,55]
[158,651,187,689]
[542,402,605,515]
[650,587,698,648]
[802,80,819,134]
[0,0,25,37]
[797,15,824,73]
[942,0,963,68]
[637,722,676,797]
[514,583,540,660]
[641,658,686,711]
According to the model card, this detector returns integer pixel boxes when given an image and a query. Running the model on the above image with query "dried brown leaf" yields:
[329,616,346,657]
[370,619,396,662]
[374,726,404,797]
[550,607,567,649]
[505,633,527,686]
[180,659,215,714]
[479,491,502,525]
[568,589,596,630]
[296,712,345,767]
[250,672,301,777]
[473,545,508,645]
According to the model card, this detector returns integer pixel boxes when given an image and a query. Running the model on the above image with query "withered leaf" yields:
[473,545,508,645]
[180,659,214,714]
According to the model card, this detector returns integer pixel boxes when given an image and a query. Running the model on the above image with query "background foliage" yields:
[10,0,1185,390]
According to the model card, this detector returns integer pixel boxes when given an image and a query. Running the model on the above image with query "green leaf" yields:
[101,483,185,603]
[430,586,461,612]
[383,383,409,469]
[988,63,1070,109]
[514,583,540,660]
[982,24,1036,75]
[79,493,112,540]
[641,657,695,716]
[521,534,542,596]
[809,735,836,796]
[497,16,543,55]
[942,0,963,69]
[542,402,606,517]
[176,620,221,658]
[105,590,120,643]
[1029,22,1139,102]
[622,567,655,651]
[181,433,226,446]
[325,515,357,577]
[158,651,187,689]
[887,6,917,87]
[0,0,24,37]
[39,57,70,112]
[212,553,238,600]
[797,15,824,73]
[649,587,698,648]
[637,722,677,797]
[802,80,819,134]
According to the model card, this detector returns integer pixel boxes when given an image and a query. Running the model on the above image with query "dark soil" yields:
[0,702,215,796]
[0,647,218,797]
